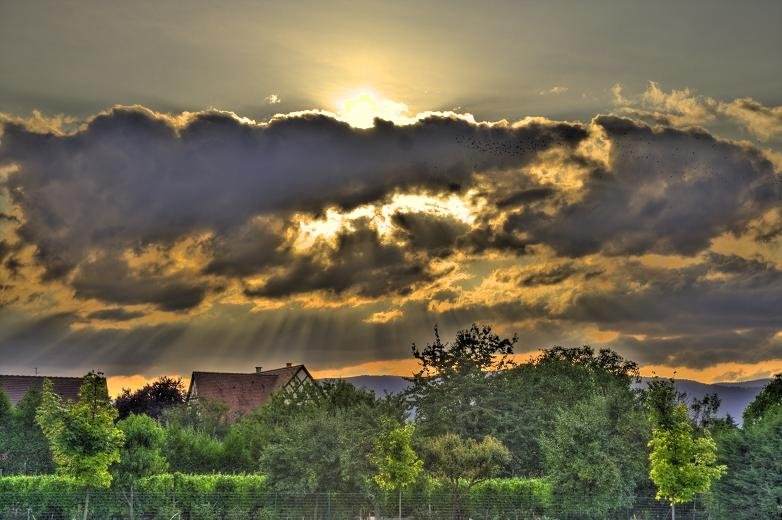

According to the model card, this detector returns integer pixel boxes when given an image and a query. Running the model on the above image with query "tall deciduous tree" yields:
[500,345,643,475]
[112,414,168,519]
[541,394,647,518]
[742,373,782,426]
[36,372,124,520]
[370,422,423,519]
[0,387,54,475]
[115,376,185,420]
[711,405,782,518]
[648,404,726,520]
[407,324,516,442]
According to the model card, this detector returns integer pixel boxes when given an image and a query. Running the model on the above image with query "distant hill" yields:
[337,375,771,425]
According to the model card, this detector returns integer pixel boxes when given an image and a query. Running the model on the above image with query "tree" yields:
[422,433,510,519]
[164,425,224,473]
[711,405,782,518]
[500,345,643,475]
[115,376,185,420]
[407,324,516,442]
[112,414,168,519]
[0,387,54,475]
[370,422,423,519]
[252,381,392,497]
[223,378,399,474]
[648,404,726,520]
[742,373,782,426]
[162,395,230,438]
[36,372,125,520]
[644,377,686,429]
[541,394,647,518]
[690,393,722,430]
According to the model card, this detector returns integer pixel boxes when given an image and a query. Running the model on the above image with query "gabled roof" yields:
[186,365,314,420]
[0,374,93,405]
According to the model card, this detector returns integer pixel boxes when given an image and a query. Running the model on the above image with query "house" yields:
[0,374,104,406]
[186,363,317,420]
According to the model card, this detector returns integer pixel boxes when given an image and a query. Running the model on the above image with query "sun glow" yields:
[335,90,413,128]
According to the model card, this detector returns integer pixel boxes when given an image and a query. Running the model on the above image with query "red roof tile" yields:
[0,375,101,405]
[186,365,313,420]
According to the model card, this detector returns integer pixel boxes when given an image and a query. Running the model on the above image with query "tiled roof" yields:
[0,375,95,405]
[187,365,311,420]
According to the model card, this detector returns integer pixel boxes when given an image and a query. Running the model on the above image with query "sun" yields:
[335,90,413,128]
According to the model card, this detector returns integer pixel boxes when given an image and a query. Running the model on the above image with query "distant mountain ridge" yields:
[337,375,772,425]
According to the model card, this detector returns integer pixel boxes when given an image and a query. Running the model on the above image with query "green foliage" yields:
[258,404,374,494]
[113,414,168,485]
[370,423,423,492]
[423,433,510,489]
[500,345,644,475]
[224,379,397,494]
[466,478,552,517]
[690,393,722,430]
[35,373,124,489]
[0,474,556,519]
[742,373,782,425]
[541,394,646,518]
[645,377,686,430]
[138,473,269,518]
[0,387,54,475]
[0,475,84,518]
[407,324,516,442]
[115,376,185,420]
[420,434,510,519]
[710,405,782,519]
[648,404,726,506]
[0,474,268,519]
[164,425,224,474]
[163,397,230,438]
[0,389,10,419]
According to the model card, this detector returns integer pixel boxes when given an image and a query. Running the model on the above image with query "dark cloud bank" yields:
[0,106,780,375]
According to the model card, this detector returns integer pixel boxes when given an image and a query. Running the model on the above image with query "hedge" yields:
[0,474,551,519]
[0,473,269,519]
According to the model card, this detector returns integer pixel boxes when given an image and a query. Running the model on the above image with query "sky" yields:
[1,0,781,394]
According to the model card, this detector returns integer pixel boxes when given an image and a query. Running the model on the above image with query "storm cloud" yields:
[0,105,781,377]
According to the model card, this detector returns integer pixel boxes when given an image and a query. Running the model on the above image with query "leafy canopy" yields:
[370,423,423,492]
[422,433,511,489]
[648,404,726,505]
[35,372,124,488]
[541,394,646,518]
[408,324,516,441]
[742,373,782,425]
[115,376,185,420]
[112,413,168,485]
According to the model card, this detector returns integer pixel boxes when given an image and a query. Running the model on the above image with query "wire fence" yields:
[0,491,727,520]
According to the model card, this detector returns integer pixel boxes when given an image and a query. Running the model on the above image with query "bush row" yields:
[0,474,552,519]
[0,474,268,519]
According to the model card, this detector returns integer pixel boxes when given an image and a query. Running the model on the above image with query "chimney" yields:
[255,366,263,373]
[286,362,292,367]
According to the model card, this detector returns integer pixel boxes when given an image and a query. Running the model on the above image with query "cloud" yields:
[243,219,434,299]
[364,309,404,324]
[718,98,782,141]
[1,104,781,377]
[0,106,585,281]
[264,94,281,105]
[513,116,780,256]
[86,308,146,321]
[613,82,782,141]
[71,253,210,311]
[539,86,568,96]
